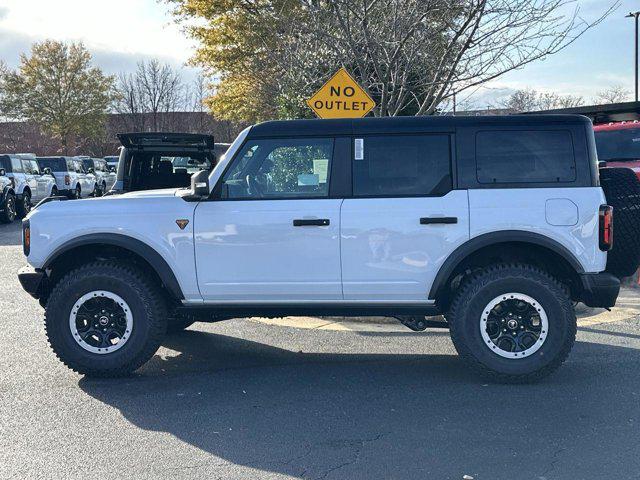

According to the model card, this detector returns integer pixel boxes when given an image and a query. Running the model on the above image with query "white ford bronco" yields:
[18,115,634,382]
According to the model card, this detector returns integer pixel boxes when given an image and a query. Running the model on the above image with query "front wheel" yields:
[0,192,16,223]
[44,262,168,377]
[448,263,576,383]
[16,191,31,218]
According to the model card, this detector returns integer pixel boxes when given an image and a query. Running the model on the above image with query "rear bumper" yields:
[18,265,45,299]
[579,272,620,308]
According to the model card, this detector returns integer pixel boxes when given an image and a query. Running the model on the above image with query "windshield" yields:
[37,157,67,171]
[595,128,640,161]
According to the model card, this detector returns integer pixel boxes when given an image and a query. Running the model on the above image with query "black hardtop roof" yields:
[248,114,592,138]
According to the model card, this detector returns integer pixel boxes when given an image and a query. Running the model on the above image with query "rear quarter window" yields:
[476,130,576,184]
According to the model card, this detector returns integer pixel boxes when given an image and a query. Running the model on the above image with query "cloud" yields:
[0,6,8,20]
[0,27,199,82]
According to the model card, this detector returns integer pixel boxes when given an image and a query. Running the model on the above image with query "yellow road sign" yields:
[306,68,376,119]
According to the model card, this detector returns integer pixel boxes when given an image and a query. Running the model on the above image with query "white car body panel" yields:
[340,191,470,301]
[194,198,343,301]
[26,190,201,300]
[468,187,607,273]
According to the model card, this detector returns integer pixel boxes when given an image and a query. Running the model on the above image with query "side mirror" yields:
[88,168,94,173]
[0,168,5,176]
[43,167,52,175]
[191,170,209,197]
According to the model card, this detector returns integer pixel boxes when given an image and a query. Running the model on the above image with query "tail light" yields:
[64,174,70,185]
[599,205,613,251]
[22,220,30,256]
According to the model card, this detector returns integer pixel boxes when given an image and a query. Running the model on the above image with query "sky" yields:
[0,0,639,109]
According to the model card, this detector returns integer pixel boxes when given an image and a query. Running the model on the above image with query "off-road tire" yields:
[16,191,31,218]
[448,263,576,383]
[44,261,167,377]
[599,167,640,278]
[0,192,16,223]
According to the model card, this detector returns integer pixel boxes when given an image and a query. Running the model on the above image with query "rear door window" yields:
[352,134,451,197]
[476,130,576,184]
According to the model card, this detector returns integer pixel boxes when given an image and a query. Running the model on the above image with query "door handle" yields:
[420,217,458,225]
[293,219,330,226]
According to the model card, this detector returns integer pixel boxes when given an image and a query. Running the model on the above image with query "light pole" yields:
[627,11,640,102]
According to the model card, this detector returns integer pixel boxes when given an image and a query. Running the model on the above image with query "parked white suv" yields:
[1,154,57,217]
[18,116,632,382]
[81,158,116,196]
[36,157,96,199]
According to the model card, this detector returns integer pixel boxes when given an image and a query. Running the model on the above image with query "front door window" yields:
[221,138,334,199]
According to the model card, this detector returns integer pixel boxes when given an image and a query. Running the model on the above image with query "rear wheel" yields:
[44,262,168,377]
[51,186,58,197]
[73,185,81,199]
[16,191,31,218]
[0,192,16,223]
[448,263,576,383]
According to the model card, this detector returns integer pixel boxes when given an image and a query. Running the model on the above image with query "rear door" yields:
[194,136,344,301]
[340,133,469,301]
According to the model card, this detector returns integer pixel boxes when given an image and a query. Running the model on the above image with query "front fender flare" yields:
[43,233,184,300]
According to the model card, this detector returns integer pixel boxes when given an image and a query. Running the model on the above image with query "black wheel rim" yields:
[23,195,30,213]
[6,196,15,221]
[481,293,548,359]
[70,291,133,354]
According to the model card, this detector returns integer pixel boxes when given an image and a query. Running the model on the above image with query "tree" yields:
[0,41,114,152]
[595,85,631,104]
[113,59,185,132]
[500,88,584,112]
[168,0,617,121]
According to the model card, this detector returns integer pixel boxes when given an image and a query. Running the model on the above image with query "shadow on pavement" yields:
[0,221,23,246]
[79,330,640,479]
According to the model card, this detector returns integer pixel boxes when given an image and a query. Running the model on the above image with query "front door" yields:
[195,136,343,301]
[340,134,470,301]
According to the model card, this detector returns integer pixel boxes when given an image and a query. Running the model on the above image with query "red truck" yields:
[594,121,640,178]
[594,121,640,281]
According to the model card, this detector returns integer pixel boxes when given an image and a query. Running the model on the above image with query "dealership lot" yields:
[2,221,640,480]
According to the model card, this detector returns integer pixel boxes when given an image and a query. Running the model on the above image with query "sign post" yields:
[306,68,376,119]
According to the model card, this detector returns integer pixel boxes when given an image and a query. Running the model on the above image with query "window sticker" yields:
[313,159,329,183]
[354,138,364,160]
[298,173,320,186]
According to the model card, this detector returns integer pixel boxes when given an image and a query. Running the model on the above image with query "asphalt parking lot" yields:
[2,221,640,480]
